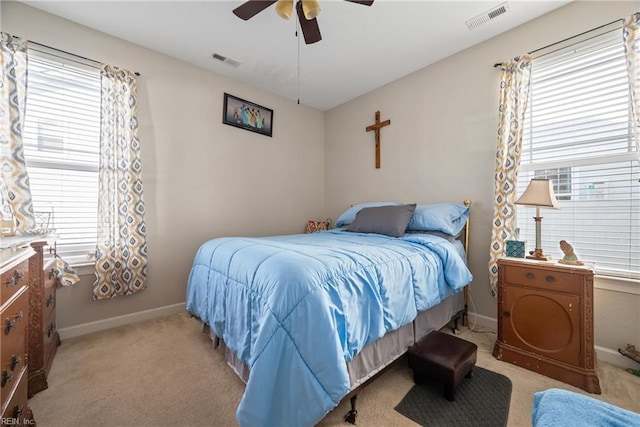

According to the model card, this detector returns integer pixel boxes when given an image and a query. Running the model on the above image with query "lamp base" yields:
[527,248,549,261]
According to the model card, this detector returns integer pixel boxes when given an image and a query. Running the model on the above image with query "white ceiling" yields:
[21,0,572,111]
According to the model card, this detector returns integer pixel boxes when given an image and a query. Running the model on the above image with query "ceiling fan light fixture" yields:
[275,0,293,20]
[302,0,321,20]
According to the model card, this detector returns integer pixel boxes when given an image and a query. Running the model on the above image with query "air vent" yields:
[211,53,241,68]
[466,2,510,30]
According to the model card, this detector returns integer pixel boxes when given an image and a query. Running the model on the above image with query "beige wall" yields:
[324,0,639,362]
[2,2,325,328]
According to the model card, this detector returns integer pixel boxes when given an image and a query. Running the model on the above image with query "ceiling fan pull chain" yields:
[297,14,301,105]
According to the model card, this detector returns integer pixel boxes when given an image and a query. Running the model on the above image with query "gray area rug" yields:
[395,366,512,427]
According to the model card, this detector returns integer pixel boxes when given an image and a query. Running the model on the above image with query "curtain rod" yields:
[493,17,625,68]
[28,40,141,76]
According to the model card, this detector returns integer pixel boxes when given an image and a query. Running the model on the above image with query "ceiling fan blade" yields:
[233,0,278,20]
[343,0,374,6]
[296,1,322,44]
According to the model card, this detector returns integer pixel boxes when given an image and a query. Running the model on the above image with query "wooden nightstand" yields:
[493,257,601,394]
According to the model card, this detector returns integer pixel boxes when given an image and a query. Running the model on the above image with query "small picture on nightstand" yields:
[505,240,525,258]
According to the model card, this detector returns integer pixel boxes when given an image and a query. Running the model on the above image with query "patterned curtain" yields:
[488,55,532,296]
[623,12,640,164]
[93,65,148,300]
[0,32,35,230]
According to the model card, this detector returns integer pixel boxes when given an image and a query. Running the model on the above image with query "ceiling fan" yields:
[232,0,375,45]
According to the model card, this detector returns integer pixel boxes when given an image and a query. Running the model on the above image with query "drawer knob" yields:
[47,323,57,338]
[1,369,12,387]
[4,311,24,335]
[526,272,534,279]
[12,404,23,419]
[545,275,555,282]
[46,293,55,307]
[5,269,24,287]
[10,355,22,371]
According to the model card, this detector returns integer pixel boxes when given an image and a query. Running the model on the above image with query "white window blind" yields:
[22,47,101,261]
[518,27,640,280]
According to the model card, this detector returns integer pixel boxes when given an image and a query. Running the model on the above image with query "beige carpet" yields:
[29,313,640,426]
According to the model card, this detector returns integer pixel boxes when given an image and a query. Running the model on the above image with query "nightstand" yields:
[492,257,601,394]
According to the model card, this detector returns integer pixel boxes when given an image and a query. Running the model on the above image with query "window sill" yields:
[72,263,95,277]
[594,275,640,295]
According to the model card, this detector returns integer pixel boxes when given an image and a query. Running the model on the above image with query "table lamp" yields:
[515,178,559,260]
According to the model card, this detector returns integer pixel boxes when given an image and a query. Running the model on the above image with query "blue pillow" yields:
[335,202,400,227]
[406,203,470,235]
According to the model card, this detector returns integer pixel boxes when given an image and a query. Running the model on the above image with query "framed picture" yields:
[223,93,273,137]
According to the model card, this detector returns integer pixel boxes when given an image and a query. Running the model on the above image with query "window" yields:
[518,26,640,280]
[534,167,572,200]
[22,47,101,263]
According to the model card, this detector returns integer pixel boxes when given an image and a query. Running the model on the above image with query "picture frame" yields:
[222,93,273,137]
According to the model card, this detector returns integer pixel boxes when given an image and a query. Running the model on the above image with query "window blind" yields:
[518,28,640,279]
[22,48,101,260]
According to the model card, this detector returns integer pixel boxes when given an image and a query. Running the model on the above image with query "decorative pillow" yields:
[335,202,400,227]
[306,218,331,233]
[346,204,416,237]
[406,203,470,235]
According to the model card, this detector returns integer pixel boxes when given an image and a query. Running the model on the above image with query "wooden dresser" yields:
[493,257,601,394]
[27,241,60,398]
[1,246,35,424]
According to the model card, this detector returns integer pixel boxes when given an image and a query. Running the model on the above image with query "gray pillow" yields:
[346,204,417,237]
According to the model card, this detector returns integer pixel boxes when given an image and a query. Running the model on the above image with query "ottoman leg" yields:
[413,371,425,385]
[466,367,473,379]
[444,383,456,401]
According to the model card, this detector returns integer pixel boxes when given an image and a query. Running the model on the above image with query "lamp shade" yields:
[515,178,559,208]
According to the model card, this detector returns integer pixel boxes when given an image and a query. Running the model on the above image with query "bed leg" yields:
[452,316,461,335]
[462,302,469,328]
[344,395,358,424]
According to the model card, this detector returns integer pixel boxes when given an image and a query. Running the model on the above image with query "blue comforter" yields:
[186,229,472,427]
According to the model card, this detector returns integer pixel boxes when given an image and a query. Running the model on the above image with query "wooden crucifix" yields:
[365,110,391,169]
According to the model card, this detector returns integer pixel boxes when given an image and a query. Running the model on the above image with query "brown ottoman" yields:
[407,330,477,401]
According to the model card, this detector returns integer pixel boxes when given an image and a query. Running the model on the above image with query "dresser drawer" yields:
[43,280,56,325]
[1,368,28,422]
[1,259,29,306]
[1,359,27,405]
[0,289,28,404]
[503,264,582,295]
[43,328,59,375]
[43,313,58,350]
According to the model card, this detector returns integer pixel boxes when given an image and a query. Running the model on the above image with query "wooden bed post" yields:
[462,200,472,328]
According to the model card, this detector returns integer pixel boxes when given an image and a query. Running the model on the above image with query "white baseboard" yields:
[466,311,497,331]
[466,311,635,370]
[595,345,639,370]
[58,302,186,340]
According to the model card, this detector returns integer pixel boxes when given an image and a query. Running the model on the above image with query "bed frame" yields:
[340,200,472,423]
[199,200,472,425]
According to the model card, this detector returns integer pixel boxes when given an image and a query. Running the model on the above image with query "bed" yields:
[186,201,473,427]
